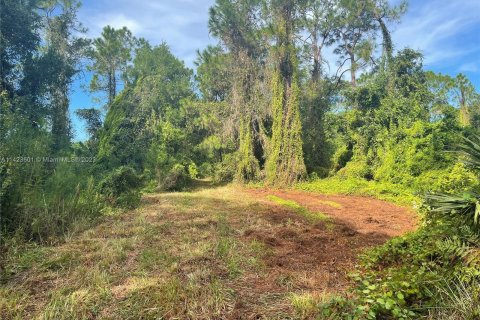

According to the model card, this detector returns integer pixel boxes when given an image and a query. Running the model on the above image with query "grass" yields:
[267,195,332,223]
[426,278,480,320]
[1,186,288,319]
[1,184,415,319]
[315,199,343,209]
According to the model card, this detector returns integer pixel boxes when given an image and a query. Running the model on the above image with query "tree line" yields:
[1,0,480,241]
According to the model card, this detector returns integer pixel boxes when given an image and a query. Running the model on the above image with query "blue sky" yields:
[70,0,480,141]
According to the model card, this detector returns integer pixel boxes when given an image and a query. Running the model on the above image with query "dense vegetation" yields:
[1,0,480,318]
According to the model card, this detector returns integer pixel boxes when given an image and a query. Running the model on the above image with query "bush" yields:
[415,163,479,194]
[98,166,142,208]
[213,154,236,183]
[159,164,191,191]
[198,162,214,178]
[337,157,372,180]
[2,165,105,243]
[187,162,198,179]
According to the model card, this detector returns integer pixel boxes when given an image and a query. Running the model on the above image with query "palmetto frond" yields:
[426,193,480,225]
[425,134,480,226]
[457,135,480,172]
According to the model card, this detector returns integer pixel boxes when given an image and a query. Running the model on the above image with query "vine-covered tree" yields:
[209,0,267,182]
[265,0,307,185]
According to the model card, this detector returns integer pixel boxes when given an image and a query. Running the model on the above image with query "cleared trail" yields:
[1,185,417,319]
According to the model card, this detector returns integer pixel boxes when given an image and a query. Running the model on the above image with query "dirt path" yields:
[1,185,417,320]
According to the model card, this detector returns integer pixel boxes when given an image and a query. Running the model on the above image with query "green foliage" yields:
[301,81,336,175]
[297,177,417,206]
[266,69,307,186]
[415,162,478,194]
[321,49,464,199]
[312,134,480,319]
[425,134,480,226]
[3,2,480,318]
[88,25,136,105]
[316,219,480,319]
[195,45,232,102]
[213,153,237,183]
[96,43,206,191]
[0,0,41,91]
[236,115,260,182]
[98,166,142,208]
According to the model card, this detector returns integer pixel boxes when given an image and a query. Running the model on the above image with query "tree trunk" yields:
[349,52,356,87]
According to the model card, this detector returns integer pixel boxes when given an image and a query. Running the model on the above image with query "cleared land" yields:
[1,184,417,319]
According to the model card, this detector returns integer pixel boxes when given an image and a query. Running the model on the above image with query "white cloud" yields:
[77,0,480,72]
[85,13,142,36]
[78,0,216,67]
[460,62,479,73]
[391,0,480,66]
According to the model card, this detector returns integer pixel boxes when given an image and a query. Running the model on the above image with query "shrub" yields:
[98,166,142,208]
[337,157,372,180]
[187,162,198,179]
[213,154,236,183]
[415,163,478,194]
[159,164,191,191]
[2,165,105,243]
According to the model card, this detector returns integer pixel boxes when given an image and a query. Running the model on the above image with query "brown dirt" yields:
[247,188,417,237]
[225,187,418,318]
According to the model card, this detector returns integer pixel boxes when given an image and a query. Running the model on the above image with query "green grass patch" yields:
[215,216,242,278]
[316,199,342,209]
[267,195,331,223]
[3,244,50,276]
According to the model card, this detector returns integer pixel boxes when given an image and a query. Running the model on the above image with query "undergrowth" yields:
[296,177,418,206]
[310,214,480,319]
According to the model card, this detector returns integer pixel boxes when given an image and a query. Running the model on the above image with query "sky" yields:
[70,0,480,141]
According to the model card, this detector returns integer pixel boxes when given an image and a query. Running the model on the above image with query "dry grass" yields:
[1,184,415,319]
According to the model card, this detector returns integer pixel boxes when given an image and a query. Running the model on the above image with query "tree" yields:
[298,0,338,174]
[265,0,307,185]
[41,0,89,152]
[88,26,136,107]
[97,42,196,190]
[0,0,41,93]
[195,45,232,102]
[299,0,336,82]
[452,74,480,127]
[75,108,102,140]
[209,0,267,182]
[331,0,378,87]
[366,0,407,70]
